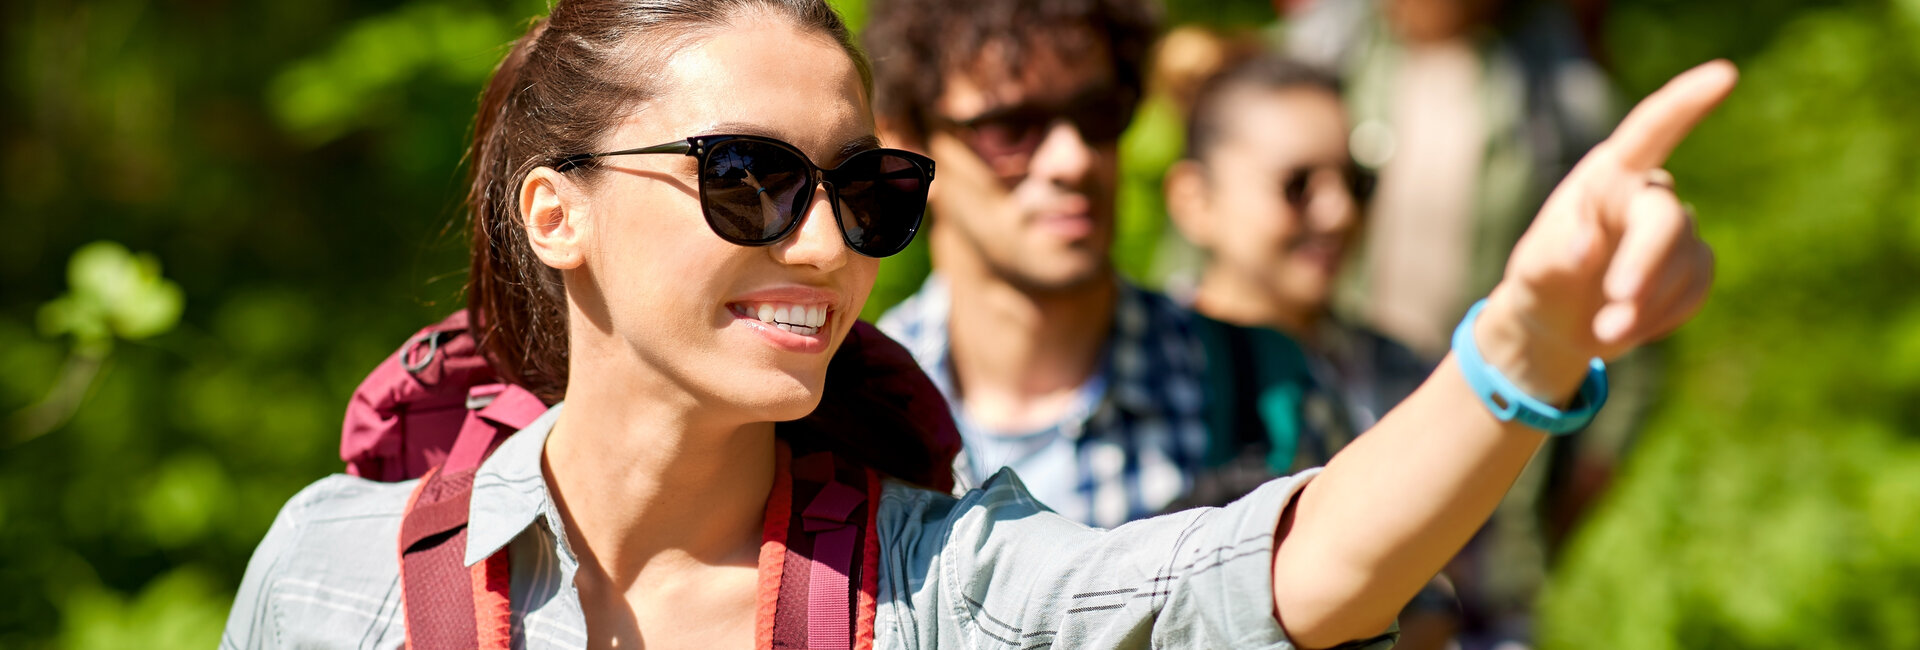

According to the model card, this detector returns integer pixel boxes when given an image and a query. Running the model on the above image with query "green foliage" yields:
[1537,1,1920,647]
[37,242,184,356]
[3,0,1915,647]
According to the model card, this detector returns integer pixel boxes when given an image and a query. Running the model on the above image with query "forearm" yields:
[1262,60,1736,649]
[1272,292,1593,648]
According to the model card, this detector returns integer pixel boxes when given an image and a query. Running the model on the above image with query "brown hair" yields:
[1183,54,1341,163]
[862,0,1160,142]
[465,0,872,403]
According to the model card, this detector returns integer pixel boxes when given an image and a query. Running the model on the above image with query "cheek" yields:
[594,202,735,324]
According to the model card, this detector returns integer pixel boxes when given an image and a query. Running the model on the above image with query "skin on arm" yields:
[1267,60,1739,649]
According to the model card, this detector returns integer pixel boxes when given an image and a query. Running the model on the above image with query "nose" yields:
[1307,173,1360,234]
[769,181,852,271]
[1025,120,1097,189]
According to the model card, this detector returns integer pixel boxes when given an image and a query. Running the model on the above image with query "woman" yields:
[221,0,1734,647]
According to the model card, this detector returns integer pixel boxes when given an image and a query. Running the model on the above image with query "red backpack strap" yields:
[443,383,547,475]
[398,466,513,649]
[765,448,881,650]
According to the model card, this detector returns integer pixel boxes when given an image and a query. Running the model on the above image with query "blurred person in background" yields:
[1162,51,1454,650]
[1164,53,1431,436]
[1282,1,1644,647]
[865,0,1344,530]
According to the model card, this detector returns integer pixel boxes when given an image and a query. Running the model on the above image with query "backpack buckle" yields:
[403,330,455,375]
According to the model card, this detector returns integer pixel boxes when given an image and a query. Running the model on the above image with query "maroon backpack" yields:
[342,310,961,649]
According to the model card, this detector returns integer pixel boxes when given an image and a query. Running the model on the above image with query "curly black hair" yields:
[862,0,1161,141]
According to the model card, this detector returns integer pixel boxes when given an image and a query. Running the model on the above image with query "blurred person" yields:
[1164,54,1431,435]
[1162,53,1454,649]
[866,0,1351,529]
[1283,2,1640,646]
[217,0,1740,645]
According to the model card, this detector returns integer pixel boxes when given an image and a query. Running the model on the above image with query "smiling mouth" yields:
[730,301,831,336]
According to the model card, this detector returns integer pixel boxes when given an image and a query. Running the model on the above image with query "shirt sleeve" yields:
[219,475,411,650]
[221,479,311,650]
[876,468,1398,649]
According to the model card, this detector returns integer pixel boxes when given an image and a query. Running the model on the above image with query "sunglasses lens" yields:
[833,151,930,257]
[1073,94,1136,144]
[701,140,809,244]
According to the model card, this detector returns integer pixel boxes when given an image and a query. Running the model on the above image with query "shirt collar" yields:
[883,273,1179,426]
[464,402,568,567]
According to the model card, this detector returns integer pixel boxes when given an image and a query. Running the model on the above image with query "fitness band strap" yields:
[1451,299,1609,435]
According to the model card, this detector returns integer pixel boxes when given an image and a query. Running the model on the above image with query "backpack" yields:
[342,310,962,649]
[1167,316,1338,511]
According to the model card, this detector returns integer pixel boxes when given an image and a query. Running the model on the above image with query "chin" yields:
[723,367,830,424]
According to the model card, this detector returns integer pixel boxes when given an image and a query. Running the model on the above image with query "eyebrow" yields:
[702,121,882,166]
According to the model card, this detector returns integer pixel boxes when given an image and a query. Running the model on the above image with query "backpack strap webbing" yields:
[398,466,512,650]
[766,443,881,650]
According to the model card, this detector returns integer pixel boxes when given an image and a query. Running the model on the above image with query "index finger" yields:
[1602,60,1739,171]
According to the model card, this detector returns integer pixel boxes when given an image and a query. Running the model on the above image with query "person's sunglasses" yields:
[935,84,1138,183]
[1282,161,1378,211]
[555,134,936,258]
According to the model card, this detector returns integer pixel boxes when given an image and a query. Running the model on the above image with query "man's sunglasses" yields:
[934,84,1138,182]
[556,134,936,258]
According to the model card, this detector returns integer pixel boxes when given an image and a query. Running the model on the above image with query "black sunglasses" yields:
[556,134,936,258]
[934,83,1138,182]
[1281,161,1378,211]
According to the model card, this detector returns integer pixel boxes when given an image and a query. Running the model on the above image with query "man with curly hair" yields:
[869,0,1336,529]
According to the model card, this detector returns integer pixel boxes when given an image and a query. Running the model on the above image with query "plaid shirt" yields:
[878,274,1210,529]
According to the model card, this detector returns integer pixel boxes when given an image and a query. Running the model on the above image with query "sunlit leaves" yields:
[267,2,537,145]
[36,241,184,356]
[1540,2,1920,648]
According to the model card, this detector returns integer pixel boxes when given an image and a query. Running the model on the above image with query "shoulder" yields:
[222,475,414,649]
[876,274,947,342]
[874,470,1094,582]
[269,474,415,542]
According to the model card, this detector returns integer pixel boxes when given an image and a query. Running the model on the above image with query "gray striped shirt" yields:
[221,405,1393,649]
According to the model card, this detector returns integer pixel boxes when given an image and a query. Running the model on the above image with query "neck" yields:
[543,332,775,592]
[1193,268,1324,345]
[934,241,1117,433]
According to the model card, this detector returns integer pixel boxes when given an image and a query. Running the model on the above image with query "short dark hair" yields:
[863,0,1160,141]
[1183,54,1342,163]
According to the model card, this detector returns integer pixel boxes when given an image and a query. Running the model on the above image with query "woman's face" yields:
[1193,86,1360,315]
[540,15,880,423]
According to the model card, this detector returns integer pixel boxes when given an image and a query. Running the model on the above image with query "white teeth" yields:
[739,302,830,333]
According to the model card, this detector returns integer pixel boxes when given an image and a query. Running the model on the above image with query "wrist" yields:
[1473,286,1594,406]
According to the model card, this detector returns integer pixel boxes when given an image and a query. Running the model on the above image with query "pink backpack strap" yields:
[768,450,879,650]
[443,383,546,474]
[398,466,512,650]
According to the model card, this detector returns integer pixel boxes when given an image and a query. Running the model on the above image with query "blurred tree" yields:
[1,0,539,646]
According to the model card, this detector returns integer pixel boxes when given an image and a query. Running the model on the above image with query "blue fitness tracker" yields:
[1452,299,1609,435]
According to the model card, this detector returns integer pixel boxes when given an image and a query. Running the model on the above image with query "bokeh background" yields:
[4,0,1919,647]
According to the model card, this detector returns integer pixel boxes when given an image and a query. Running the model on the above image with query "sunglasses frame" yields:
[929,83,1139,184]
[555,134,936,258]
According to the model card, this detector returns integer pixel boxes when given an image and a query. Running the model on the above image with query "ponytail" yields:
[468,17,570,403]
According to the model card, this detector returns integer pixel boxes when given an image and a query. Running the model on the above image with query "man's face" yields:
[922,38,1130,292]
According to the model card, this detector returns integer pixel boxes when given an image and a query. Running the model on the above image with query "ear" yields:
[520,166,587,270]
[1164,159,1214,250]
